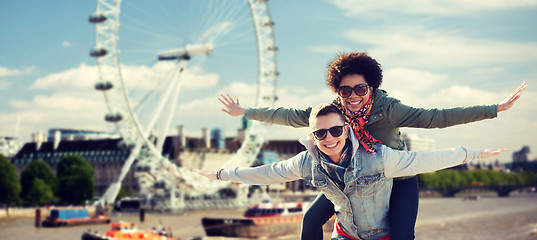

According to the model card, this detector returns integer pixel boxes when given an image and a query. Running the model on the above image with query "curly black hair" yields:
[325,52,383,92]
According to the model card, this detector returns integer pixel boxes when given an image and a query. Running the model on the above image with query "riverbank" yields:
[1,194,536,239]
[414,194,537,239]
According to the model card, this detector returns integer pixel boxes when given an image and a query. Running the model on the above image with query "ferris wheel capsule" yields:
[90,47,107,57]
[89,13,107,24]
[95,81,113,91]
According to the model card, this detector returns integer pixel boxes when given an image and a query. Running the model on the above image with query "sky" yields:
[1,0,536,164]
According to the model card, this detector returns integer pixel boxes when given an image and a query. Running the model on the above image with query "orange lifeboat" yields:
[81,221,176,240]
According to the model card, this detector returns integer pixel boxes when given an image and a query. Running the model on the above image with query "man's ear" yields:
[309,133,318,146]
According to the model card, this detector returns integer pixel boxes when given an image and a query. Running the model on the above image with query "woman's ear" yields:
[344,125,350,138]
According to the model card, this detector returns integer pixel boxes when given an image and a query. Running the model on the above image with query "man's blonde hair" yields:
[309,103,345,128]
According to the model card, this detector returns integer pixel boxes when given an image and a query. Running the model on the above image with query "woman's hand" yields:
[497,81,527,112]
[193,169,218,180]
[219,93,245,116]
[480,149,510,159]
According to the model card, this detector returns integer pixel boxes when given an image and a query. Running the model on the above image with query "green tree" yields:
[436,170,465,187]
[57,155,95,205]
[418,172,442,187]
[27,178,55,205]
[0,154,21,210]
[20,159,57,205]
[418,169,537,188]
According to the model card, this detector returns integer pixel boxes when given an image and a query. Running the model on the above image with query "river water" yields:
[1,193,536,240]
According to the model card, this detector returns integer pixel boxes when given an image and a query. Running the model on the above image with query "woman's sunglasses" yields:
[312,125,345,140]
[337,84,369,98]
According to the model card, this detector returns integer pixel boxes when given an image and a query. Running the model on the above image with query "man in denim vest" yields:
[195,103,507,240]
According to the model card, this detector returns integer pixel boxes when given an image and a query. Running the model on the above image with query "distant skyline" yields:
[1,0,536,163]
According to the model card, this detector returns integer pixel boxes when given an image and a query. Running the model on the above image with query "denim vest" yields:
[220,129,477,238]
[301,135,392,240]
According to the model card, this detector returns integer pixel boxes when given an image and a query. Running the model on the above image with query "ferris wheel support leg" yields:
[143,67,181,140]
[99,144,142,204]
[156,59,187,152]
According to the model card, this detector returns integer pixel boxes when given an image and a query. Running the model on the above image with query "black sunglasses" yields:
[312,125,345,140]
[337,84,369,98]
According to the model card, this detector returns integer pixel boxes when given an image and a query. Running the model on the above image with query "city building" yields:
[402,133,435,151]
[10,125,280,195]
[11,129,180,194]
[508,146,537,173]
[46,128,119,141]
[0,136,22,157]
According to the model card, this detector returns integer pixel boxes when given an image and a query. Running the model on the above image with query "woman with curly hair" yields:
[218,51,526,240]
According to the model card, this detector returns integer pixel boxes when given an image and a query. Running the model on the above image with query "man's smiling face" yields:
[310,112,348,163]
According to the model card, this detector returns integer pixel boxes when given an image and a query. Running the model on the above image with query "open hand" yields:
[218,93,245,116]
[480,149,510,159]
[193,169,218,180]
[497,81,527,112]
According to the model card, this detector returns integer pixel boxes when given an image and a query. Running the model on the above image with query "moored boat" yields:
[81,221,176,240]
[202,201,311,238]
[42,208,111,227]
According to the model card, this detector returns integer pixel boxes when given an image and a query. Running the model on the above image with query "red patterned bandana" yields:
[335,93,382,154]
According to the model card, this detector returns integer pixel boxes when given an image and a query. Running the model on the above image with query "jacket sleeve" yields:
[381,145,481,178]
[244,106,312,128]
[384,100,498,128]
[219,152,308,184]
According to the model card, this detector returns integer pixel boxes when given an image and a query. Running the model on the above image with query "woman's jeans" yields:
[300,176,419,240]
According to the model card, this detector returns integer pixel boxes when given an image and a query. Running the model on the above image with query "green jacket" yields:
[244,88,498,151]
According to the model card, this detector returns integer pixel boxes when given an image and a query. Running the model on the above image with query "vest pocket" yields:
[350,173,383,197]
[306,179,327,188]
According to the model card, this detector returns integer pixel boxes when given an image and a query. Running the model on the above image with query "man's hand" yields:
[193,169,218,180]
[480,149,510,159]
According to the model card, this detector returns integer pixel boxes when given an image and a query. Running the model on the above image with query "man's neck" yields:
[329,155,341,164]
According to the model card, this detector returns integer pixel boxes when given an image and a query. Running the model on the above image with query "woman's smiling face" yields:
[338,74,372,113]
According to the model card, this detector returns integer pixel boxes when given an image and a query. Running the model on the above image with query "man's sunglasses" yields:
[312,125,345,140]
[337,84,369,98]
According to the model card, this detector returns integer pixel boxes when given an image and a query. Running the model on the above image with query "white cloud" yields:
[383,68,448,91]
[169,81,334,140]
[30,63,98,90]
[423,85,499,106]
[330,0,537,16]
[0,80,11,90]
[344,26,537,69]
[30,62,219,91]
[6,62,222,142]
[0,66,34,77]
[114,62,218,91]
[377,81,536,163]
[9,92,103,112]
[1,91,110,143]
[62,41,72,47]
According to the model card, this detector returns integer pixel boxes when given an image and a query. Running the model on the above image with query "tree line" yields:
[418,169,537,188]
[2,152,537,208]
[0,153,95,207]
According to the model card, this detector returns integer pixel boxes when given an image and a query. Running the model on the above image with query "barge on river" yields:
[202,201,310,238]
[42,208,110,227]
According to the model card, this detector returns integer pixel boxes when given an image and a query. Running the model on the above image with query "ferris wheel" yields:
[89,0,278,210]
